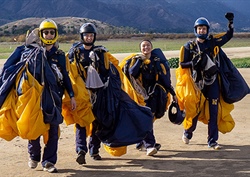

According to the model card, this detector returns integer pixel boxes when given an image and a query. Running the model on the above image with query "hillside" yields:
[0,0,250,33]
[0,17,137,36]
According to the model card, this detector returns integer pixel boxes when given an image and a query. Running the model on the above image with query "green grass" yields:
[94,38,250,53]
[94,38,188,53]
[231,58,250,68]
[0,38,250,65]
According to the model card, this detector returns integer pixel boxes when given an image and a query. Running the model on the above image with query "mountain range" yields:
[0,0,250,33]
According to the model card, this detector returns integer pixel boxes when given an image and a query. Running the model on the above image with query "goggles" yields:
[43,30,55,35]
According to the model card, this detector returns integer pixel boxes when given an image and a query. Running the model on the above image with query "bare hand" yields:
[70,97,77,111]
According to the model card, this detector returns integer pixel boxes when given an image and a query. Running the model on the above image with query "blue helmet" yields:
[168,101,184,125]
[194,17,210,39]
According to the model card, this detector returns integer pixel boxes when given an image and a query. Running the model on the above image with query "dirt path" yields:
[0,47,250,177]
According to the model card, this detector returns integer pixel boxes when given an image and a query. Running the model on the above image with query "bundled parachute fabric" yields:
[0,44,64,141]
[175,67,206,130]
[151,48,171,118]
[0,46,29,141]
[62,53,95,127]
[218,49,250,104]
[105,50,147,107]
[103,145,127,157]
[20,45,64,126]
[92,64,153,147]
[175,63,235,133]
[64,47,151,155]
[119,48,171,119]
[198,95,235,133]
[0,87,19,141]
[118,53,146,106]
[147,83,169,118]
[151,48,171,76]
[15,66,50,140]
[40,59,63,125]
[0,45,25,87]
[0,60,26,108]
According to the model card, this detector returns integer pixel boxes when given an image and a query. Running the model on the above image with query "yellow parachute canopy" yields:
[62,53,95,127]
[0,66,50,141]
[0,88,19,141]
[15,67,50,140]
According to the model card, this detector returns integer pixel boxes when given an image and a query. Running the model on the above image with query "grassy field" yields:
[94,38,250,54]
[231,58,250,68]
[0,37,250,60]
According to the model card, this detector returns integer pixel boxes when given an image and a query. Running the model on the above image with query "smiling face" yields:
[196,25,208,36]
[39,19,58,45]
[42,29,56,40]
[140,40,153,56]
[83,33,95,44]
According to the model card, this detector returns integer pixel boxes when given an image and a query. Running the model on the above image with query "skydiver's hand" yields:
[225,12,234,24]
[70,97,77,111]
[134,54,146,61]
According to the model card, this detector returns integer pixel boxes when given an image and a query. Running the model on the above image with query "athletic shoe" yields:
[76,150,86,165]
[208,143,222,150]
[155,143,161,151]
[91,154,102,160]
[28,159,38,169]
[182,134,190,144]
[43,162,58,173]
[136,142,146,151]
[136,143,161,151]
[146,147,157,156]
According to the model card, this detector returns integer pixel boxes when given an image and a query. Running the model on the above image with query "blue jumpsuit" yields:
[28,46,74,167]
[180,26,233,147]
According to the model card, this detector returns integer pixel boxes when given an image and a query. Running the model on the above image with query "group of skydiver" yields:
[0,11,249,173]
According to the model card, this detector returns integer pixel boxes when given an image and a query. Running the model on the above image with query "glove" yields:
[225,12,234,24]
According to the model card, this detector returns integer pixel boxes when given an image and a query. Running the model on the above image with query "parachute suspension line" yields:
[40,47,47,86]
[31,47,41,86]
[23,46,41,63]
[130,76,149,100]
[51,64,63,81]
[89,90,97,106]
[22,47,42,86]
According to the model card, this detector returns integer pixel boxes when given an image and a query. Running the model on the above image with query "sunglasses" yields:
[43,30,55,35]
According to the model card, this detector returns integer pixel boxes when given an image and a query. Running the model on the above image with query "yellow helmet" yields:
[39,19,58,45]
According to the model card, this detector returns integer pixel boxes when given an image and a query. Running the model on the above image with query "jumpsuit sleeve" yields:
[158,60,176,96]
[67,47,75,62]
[180,42,193,69]
[214,25,234,47]
[60,55,75,98]
[128,58,143,78]
[96,51,109,77]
